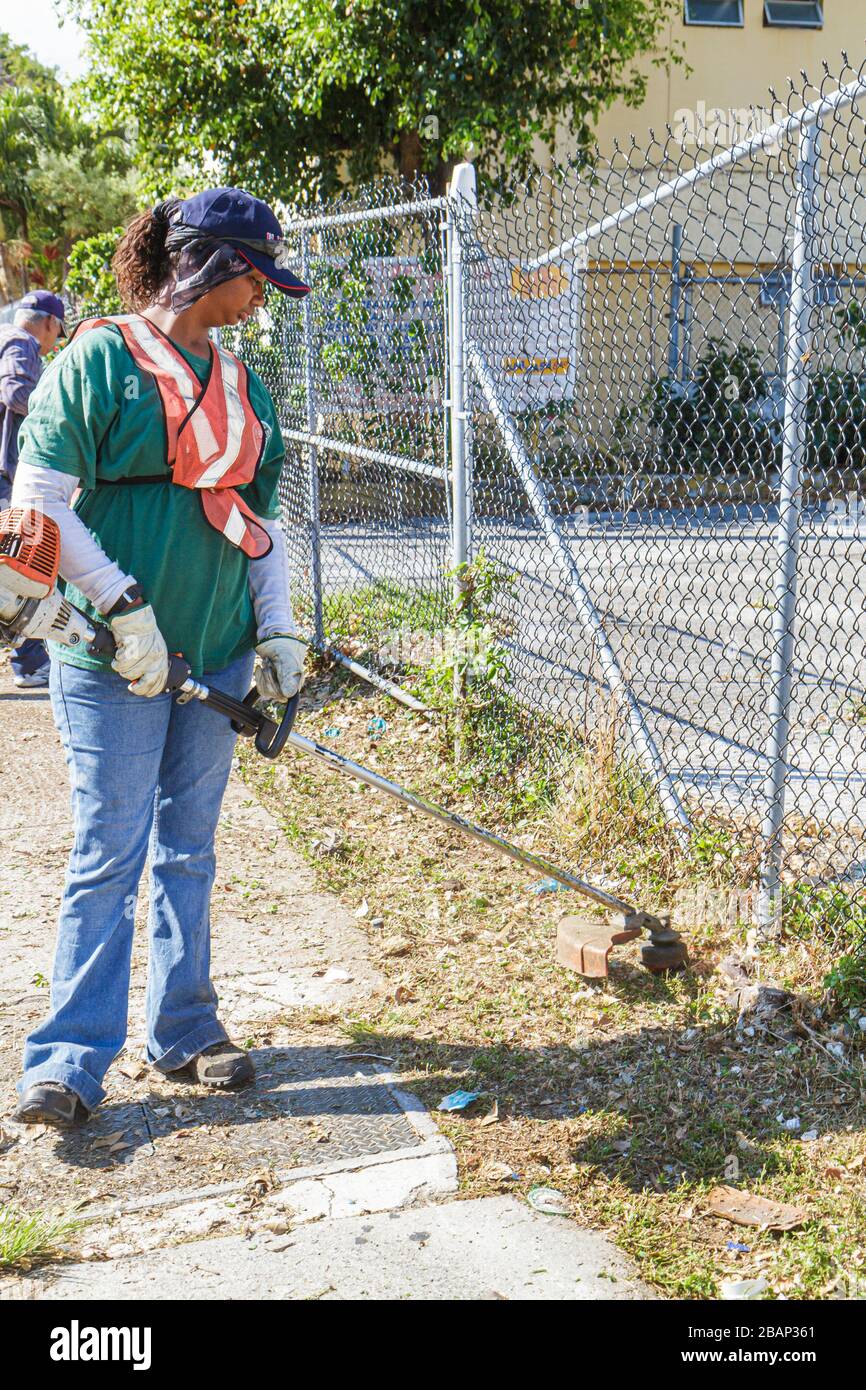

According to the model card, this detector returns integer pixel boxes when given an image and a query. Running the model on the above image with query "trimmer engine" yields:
[0,508,97,652]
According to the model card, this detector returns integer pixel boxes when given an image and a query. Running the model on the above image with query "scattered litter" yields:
[706,1185,807,1231]
[480,1102,500,1127]
[528,1187,571,1216]
[800,1129,819,1143]
[335,1053,394,1064]
[354,899,369,919]
[526,877,570,895]
[323,967,353,984]
[777,1114,801,1131]
[720,1277,770,1301]
[367,717,387,739]
[323,726,342,738]
[369,917,384,929]
[726,1241,750,1253]
[858,1017,866,1033]
[731,983,795,1026]
[438,1089,483,1112]
[312,827,343,856]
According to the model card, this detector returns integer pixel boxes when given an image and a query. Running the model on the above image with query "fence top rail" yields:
[519,74,866,272]
[284,194,449,236]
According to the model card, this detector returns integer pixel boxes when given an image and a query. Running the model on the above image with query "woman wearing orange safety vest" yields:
[11,189,310,1126]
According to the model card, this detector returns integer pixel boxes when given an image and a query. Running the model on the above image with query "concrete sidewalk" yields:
[0,656,649,1301]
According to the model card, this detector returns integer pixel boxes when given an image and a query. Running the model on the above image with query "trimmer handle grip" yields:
[87,622,191,692]
[231,687,300,759]
[86,623,116,658]
[257,689,300,759]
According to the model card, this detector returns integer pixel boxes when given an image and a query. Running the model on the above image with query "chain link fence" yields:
[229,53,866,967]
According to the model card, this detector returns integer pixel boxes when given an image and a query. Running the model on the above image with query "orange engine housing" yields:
[0,508,61,599]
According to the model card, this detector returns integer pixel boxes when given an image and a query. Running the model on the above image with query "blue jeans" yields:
[0,471,48,678]
[18,649,256,1110]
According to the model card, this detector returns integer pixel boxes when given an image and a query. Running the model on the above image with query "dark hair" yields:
[112,203,175,311]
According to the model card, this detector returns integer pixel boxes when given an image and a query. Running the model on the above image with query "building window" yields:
[684,1,744,24]
[763,1,823,26]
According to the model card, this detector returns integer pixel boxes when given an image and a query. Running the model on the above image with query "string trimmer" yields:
[0,507,687,978]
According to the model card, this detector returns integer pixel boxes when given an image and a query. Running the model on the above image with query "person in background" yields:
[0,290,66,687]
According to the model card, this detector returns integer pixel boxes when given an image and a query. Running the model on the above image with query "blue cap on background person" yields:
[18,290,67,334]
[165,188,311,297]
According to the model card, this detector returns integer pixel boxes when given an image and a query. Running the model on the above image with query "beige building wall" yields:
[559,2,860,163]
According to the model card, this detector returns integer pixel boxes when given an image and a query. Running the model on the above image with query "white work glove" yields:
[110,605,170,698]
[254,635,306,700]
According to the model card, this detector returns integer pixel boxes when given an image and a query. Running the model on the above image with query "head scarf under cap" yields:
[152,198,254,313]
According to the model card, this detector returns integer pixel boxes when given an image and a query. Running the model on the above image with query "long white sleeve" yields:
[11,462,136,614]
[248,515,299,640]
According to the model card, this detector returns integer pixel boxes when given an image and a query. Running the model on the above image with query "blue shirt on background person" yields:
[0,290,66,687]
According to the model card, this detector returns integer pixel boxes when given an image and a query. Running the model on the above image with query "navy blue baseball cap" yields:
[171,188,310,297]
[19,290,67,332]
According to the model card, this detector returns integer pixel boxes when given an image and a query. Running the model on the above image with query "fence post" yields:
[757,121,820,931]
[300,229,324,648]
[446,163,476,606]
[667,223,683,381]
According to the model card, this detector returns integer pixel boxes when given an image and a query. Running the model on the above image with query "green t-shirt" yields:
[18,321,285,677]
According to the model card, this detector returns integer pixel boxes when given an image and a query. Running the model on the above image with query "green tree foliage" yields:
[64,226,123,319]
[69,0,679,204]
[0,30,137,292]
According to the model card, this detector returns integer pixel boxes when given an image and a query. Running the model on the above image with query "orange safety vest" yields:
[71,314,273,559]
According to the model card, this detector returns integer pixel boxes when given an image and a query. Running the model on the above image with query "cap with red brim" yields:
[231,245,311,297]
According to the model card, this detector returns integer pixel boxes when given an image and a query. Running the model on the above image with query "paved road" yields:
[297,507,866,874]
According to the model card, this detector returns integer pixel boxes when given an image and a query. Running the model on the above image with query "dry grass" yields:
[239,662,866,1300]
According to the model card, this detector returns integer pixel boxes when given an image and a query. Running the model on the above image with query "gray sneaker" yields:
[170,1041,255,1090]
[13,1082,90,1127]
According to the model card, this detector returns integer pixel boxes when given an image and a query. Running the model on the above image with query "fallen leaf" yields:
[480,1102,499,1127]
[381,936,413,957]
[117,1061,146,1081]
[705,1185,807,1231]
[0,1126,19,1154]
[91,1130,127,1150]
[485,1161,519,1182]
[394,985,416,1004]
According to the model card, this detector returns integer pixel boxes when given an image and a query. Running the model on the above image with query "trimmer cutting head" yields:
[0,508,60,600]
[557,910,689,979]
